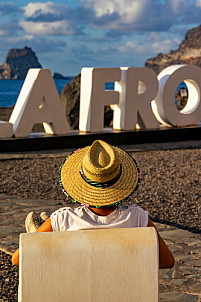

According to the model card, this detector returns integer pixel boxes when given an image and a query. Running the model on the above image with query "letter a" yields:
[9,69,70,137]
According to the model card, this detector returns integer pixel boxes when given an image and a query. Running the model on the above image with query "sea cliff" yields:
[145,24,201,74]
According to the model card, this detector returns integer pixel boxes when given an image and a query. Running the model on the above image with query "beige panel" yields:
[19,228,158,302]
[79,67,121,132]
[9,68,69,137]
[0,121,13,138]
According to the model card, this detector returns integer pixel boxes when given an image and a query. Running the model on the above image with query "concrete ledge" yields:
[1,125,201,152]
[19,228,159,302]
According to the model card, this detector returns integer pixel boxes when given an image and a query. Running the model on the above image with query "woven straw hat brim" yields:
[60,146,139,207]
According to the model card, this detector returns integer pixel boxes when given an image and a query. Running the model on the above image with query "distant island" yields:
[0,46,69,80]
[53,72,72,80]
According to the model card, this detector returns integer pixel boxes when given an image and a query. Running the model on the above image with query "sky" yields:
[0,0,201,76]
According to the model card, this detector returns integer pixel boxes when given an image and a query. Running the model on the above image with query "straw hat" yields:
[59,140,140,207]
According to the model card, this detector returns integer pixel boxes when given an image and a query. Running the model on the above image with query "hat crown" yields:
[82,140,120,182]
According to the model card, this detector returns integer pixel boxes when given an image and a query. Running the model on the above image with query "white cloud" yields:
[0,21,21,37]
[117,37,179,56]
[195,0,201,7]
[0,2,21,16]
[20,1,88,38]
[146,32,163,43]
[118,41,149,55]
[20,2,78,36]
[81,0,174,33]
[152,38,180,54]
[81,0,201,34]
[83,0,146,17]
[0,30,6,36]
[0,34,66,54]
[20,20,75,36]
[170,0,188,13]
[23,1,69,18]
[83,0,148,24]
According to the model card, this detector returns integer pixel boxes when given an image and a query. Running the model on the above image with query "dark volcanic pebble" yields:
[0,250,19,302]
[0,148,200,232]
[131,149,201,232]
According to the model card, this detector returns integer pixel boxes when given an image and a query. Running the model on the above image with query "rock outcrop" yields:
[0,47,42,79]
[60,74,81,129]
[60,74,113,130]
[53,73,71,80]
[145,25,201,74]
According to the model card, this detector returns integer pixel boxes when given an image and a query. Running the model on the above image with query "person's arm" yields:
[12,218,53,266]
[147,218,175,269]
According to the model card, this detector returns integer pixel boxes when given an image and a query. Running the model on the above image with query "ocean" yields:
[0,79,186,108]
[0,78,73,107]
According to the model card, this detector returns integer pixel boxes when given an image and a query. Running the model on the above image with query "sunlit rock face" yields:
[145,25,201,74]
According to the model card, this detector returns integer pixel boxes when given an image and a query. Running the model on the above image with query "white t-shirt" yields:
[50,204,148,232]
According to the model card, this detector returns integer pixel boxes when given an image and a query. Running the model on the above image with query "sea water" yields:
[0,79,186,108]
[0,79,73,107]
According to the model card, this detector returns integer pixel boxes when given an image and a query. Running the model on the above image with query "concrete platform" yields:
[0,125,201,152]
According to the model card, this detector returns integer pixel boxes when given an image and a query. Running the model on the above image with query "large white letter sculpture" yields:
[1,65,201,138]
[152,65,201,126]
[9,69,69,137]
[0,121,13,138]
[79,68,121,132]
[113,67,159,130]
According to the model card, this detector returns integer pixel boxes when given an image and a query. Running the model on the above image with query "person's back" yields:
[50,204,148,232]
[12,140,174,269]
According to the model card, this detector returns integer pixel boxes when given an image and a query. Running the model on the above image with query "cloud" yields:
[1,1,201,40]
[5,0,199,40]
[82,0,148,21]
[81,0,171,32]
[23,2,69,18]
[0,35,66,54]
[151,38,180,54]
[118,41,149,55]
[170,0,188,14]
[195,0,201,7]
[117,36,180,56]
[21,0,175,37]
[29,37,66,54]
[21,1,82,36]
[1,0,201,76]
[80,0,201,35]
[0,2,21,16]
[0,21,21,36]
[20,20,76,36]
[180,1,201,24]
[0,3,23,37]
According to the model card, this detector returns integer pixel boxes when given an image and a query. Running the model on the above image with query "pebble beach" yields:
[0,108,201,301]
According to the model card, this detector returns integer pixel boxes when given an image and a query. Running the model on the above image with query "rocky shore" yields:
[1,144,200,232]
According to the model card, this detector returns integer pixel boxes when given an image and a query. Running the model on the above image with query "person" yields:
[12,140,174,269]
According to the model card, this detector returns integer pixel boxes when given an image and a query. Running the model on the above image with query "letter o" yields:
[152,65,201,126]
